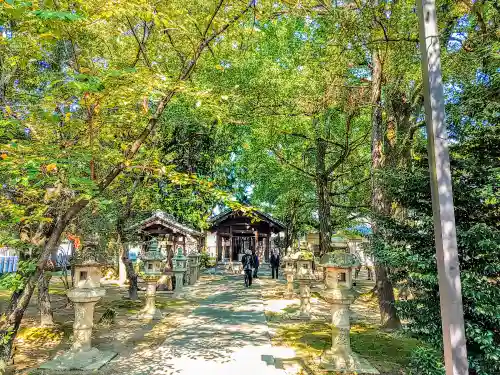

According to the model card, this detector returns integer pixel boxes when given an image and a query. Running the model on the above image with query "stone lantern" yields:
[136,238,164,320]
[173,247,187,294]
[319,251,378,374]
[294,252,315,319]
[187,251,200,285]
[40,236,116,371]
[283,255,296,299]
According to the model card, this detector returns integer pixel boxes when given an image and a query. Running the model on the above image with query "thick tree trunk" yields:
[116,178,140,300]
[0,269,41,365]
[0,198,88,364]
[124,255,138,300]
[117,233,138,300]
[37,272,54,327]
[370,49,401,329]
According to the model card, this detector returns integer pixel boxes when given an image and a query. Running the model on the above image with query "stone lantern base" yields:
[320,351,379,374]
[131,275,164,320]
[290,279,312,320]
[284,272,295,299]
[40,347,117,371]
[40,288,116,371]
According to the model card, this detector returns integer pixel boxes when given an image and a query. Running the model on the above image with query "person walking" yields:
[241,249,255,287]
[252,250,260,278]
[270,250,280,279]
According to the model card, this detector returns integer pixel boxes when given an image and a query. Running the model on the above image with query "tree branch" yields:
[272,149,316,179]
[126,16,151,68]
[329,176,371,197]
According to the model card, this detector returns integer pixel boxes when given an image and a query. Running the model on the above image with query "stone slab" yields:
[40,348,117,371]
[129,310,166,321]
[320,351,379,374]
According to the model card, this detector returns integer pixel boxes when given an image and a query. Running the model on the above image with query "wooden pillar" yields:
[229,226,233,262]
[216,233,221,262]
[265,235,270,262]
[255,231,259,254]
[417,1,468,373]
[182,235,186,256]
[172,234,177,268]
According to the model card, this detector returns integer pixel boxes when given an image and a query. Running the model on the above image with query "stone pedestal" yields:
[173,248,187,295]
[298,280,311,319]
[70,289,105,351]
[174,269,185,294]
[293,255,314,320]
[134,276,163,320]
[319,252,379,374]
[285,273,294,298]
[283,256,295,299]
[188,252,199,285]
[40,239,116,371]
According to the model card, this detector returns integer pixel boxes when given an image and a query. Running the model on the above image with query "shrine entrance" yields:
[208,209,285,263]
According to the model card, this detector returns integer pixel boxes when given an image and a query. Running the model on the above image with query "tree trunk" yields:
[116,178,140,300]
[126,261,138,300]
[315,134,332,256]
[0,199,87,364]
[370,49,401,329]
[37,272,54,327]
[0,269,41,365]
[117,234,138,300]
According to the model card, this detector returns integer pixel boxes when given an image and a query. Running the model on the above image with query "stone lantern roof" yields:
[140,238,165,261]
[71,236,108,266]
[320,251,360,269]
[292,250,314,261]
[126,210,203,237]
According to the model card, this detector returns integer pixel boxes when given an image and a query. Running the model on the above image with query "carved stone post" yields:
[320,251,379,374]
[283,256,295,299]
[295,255,314,319]
[40,237,116,371]
[134,237,164,320]
[188,251,199,285]
[173,248,187,296]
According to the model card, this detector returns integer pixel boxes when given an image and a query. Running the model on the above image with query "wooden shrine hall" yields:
[208,209,285,263]
[126,211,204,265]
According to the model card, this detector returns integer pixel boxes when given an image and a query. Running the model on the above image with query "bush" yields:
[199,252,216,269]
[409,347,445,375]
[373,125,500,374]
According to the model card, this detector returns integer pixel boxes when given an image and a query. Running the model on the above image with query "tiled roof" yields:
[126,211,204,237]
[208,207,286,230]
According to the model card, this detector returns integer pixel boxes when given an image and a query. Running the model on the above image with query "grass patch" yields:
[272,321,423,374]
[282,304,300,314]
[17,327,66,343]
[351,323,422,373]
[49,288,68,296]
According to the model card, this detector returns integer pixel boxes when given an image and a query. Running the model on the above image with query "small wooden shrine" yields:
[126,211,204,267]
[208,208,285,263]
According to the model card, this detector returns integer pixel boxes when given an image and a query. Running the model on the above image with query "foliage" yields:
[373,125,500,374]
[409,347,445,375]
[0,261,36,292]
[271,321,423,374]
[199,252,216,269]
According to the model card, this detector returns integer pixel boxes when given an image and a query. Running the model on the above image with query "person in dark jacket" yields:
[241,249,255,287]
[252,250,260,278]
[270,250,280,279]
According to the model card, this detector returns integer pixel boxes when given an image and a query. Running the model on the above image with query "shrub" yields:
[199,252,216,269]
[372,125,500,374]
[409,347,445,375]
